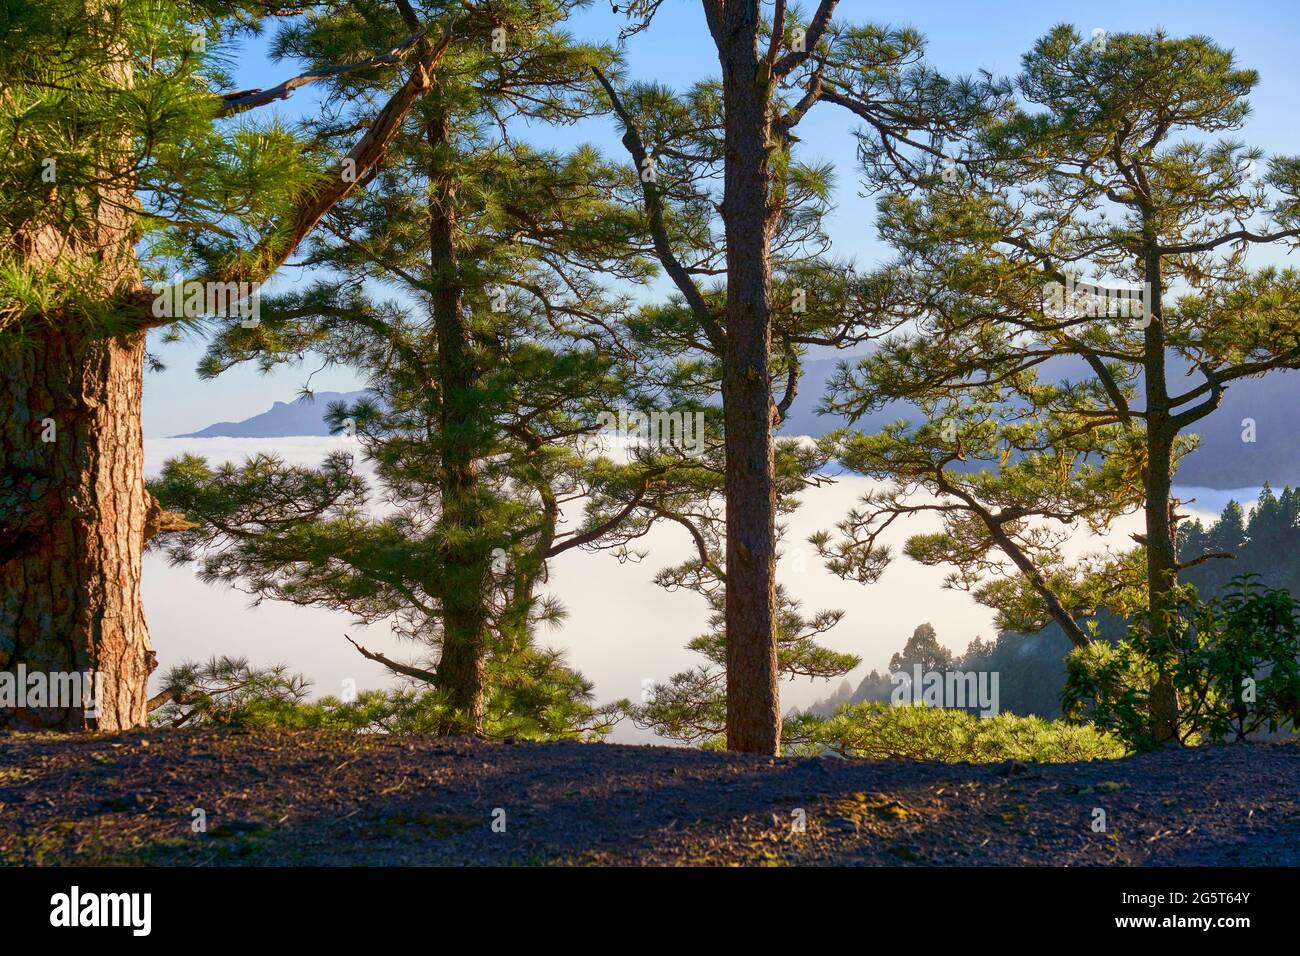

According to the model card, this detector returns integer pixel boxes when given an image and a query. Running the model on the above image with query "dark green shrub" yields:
[1064,574,1300,748]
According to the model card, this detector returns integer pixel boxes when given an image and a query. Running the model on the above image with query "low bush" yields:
[785,701,1125,762]
[148,651,624,741]
[1063,574,1300,748]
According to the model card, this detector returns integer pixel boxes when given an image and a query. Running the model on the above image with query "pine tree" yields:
[888,623,953,674]
[0,0,450,729]
[1246,483,1286,553]
[822,27,1300,741]
[605,0,998,753]
[1209,501,1249,556]
[149,0,685,735]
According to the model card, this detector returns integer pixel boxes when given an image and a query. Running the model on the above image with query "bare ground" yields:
[1,729,1297,866]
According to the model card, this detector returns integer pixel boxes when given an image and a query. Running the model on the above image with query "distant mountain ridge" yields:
[173,361,1300,489]
[779,356,1300,490]
[172,391,368,438]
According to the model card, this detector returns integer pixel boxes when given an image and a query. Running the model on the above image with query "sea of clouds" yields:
[143,436,1246,743]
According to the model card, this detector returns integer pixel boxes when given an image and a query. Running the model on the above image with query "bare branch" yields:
[1159,227,1300,256]
[773,332,798,425]
[345,635,439,684]
[772,0,838,80]
[216,28,429,116]
[546,487,648,558]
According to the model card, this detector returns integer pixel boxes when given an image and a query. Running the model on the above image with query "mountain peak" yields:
[171,390,368,439]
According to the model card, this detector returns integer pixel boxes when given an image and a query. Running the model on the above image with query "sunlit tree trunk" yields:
[713,0,781,754]
[0,24,156,729]
[1,327,155,730]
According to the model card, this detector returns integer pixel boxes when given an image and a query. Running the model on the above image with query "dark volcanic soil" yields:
[1,729,1297,866]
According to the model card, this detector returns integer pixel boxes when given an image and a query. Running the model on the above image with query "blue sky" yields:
[144,0,1300,436]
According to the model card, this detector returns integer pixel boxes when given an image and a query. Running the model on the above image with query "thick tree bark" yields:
[1,11,447,734]
[1143,244,1180,743]
[1,329,154,730]
[0,14,155,730]
[427,101,489,735]
[712,1,781,755]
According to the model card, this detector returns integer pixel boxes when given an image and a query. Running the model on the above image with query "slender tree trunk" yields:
[1144,423,1181,742]
[427,102,488,735]
[1,329,154,730]
[1143,244,1180,743]
[714,1,781,754]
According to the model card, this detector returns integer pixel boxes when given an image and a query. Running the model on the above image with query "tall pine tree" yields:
[1,0,451,728]
[822,27,1300,740]
[605,0,997,753]
[151,0,695,734]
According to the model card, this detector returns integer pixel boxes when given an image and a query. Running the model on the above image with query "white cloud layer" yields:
[144,437,1242,743]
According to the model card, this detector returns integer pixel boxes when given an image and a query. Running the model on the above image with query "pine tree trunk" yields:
[1143,245,1180,743]
[1,21,153,730]
[427,102,488,735]
[0,328,154,730]
[715,2,781,755]
[1144,424,1181,742]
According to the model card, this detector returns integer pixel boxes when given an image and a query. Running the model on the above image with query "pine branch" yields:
[345,635,439,685]
[591,65,724,352]
[128,20,455,329]
[215,28,430,116]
